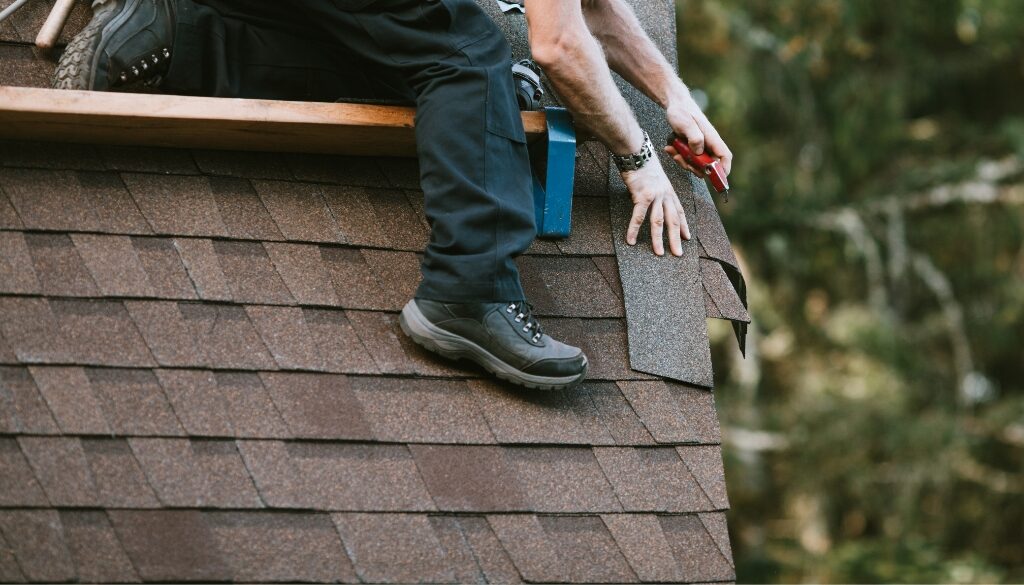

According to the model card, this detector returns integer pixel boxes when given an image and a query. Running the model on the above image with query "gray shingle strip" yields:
[59,510,140,584]
[704,288,724,319]
[700,258,750,323]
[0,510,76,583]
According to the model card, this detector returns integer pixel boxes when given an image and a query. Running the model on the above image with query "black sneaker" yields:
[400,299,588,391]
[53,0,176,91]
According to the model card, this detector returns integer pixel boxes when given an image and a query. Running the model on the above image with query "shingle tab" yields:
[18,437,99,507]
[236,440,313,509]
[194,150,294,180]
[52,300,155,366]
[29,366,110,434]
[701,257,750,322]
[25,232,100,296]
[678,445,729,510]
[86,368,182,436]
[333,513,454,584]
[261,372,372,440]
[252,180,343,243]
[0,366,59,433]
[287,442,434,511]
[99,145,199,175]
[699,512,735,569]
[362,249,420,310]
[488,514,567,583]
[542,318,650,381]
[208,176,284,240]
[131,237,197,298]
[129,438,262,509]
[352,377,493,443]
[0,438,47,506]
[347,310,461,377]
[214,372,289,437]
[519,256,623,317]
[321,247,382,309]
[109,510,231,582]
[538,515,637,583]
[410,445,528,512]
[0,168,101,231]
[264,242,339,306]
[0,187,22,229]
[429,516,487,584]
[468,378,590,444]
[0,231,39,294]
[157,369,233,436]
[121,173,229,237]
[173,238,232,300]
[367,189,430,250]
[81,439,161,508]
[179,303,276,370]
[321,185,392,248]
[302,308,379,374]
[0,510,76,583]
[602,513,686,583]
[209,512,358,583]
[125,300,207,367]
[247,306,324,370]
[74,171,153,234]
[618,380,701,444]
[213,240,294,304]
[0,529,26,583]
[457,516,523,584]
[506,447,621,513]
[289,153,388,187]
[60,511,140,584]
[594,447,713,513]
[71,234,155,297]
[659,514,736,582]
[0,297,71,363]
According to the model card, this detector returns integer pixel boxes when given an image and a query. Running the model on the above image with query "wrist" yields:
[612,130,655,173]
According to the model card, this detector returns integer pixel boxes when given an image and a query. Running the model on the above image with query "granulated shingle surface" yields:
[0,0,740,580]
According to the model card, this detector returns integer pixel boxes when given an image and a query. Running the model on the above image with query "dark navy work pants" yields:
[164,0,536,302]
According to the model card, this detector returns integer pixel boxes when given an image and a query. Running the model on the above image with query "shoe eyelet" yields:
[514,317,521,323]
[533,334,541,342]
[163,48,171,58]
[522,326,529,332]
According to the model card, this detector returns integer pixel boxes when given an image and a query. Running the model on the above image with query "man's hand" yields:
[663,91,733,177]
[622,156,691,257]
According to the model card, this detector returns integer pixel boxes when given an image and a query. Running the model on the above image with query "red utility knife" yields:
[667,134,730,201]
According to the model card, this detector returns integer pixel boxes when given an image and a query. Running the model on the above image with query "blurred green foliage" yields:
[675,0,1024,582]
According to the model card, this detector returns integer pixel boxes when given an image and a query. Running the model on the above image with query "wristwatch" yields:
[611,131,654,172]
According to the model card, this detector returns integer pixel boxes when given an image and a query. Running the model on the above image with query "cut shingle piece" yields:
[214,372,289,438]
[125,300,206,367]
[213,239,294,304]
[693,192,740,270]
[468,378,591,444]
[179,303,276,370]
[208,512,358,583]
[537,515,637,583]
[121,173,229,237]
[260,372,372,440]
[194,149,294,180]
[0,297,71,363]
[594,447,713,513]
[321,184,392,248]
[0,231,39,294]
[678,445,730,510]
[659,514,736,583]
[487,514,567,584]
[25,232,100,296]
[71,233,154,297]
[287,442,435,511]
[264,242,339,306]
[701,257,750,322]
[208,176,284,240]
[0,168,100,231]
[156,369,232,436]
[333,513,454,584]
[592,255,624,299]
[252,180,344,243]
[81,439,161,508]
[246,306,324,370]
[18,437,99,507]
[51,299,156,366]
[60,511,140,584]
[173,238,232,301]
[0,510,76,583]
[109,510,231,582]
[602,513,685,583]
[617,380,702,444]
[0,366,58,433]
[29,366,110,434]
[0,438,47,506]
[352,377,493,443]
[409,445,528,512]
[86,368,182,436]
[131,237,197,299]
[704,288,724,319]
[302,308,379,374]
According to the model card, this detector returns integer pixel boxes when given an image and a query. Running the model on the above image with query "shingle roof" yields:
[0,0,741,582]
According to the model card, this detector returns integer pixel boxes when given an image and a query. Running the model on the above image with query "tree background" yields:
[675,0,1024,582]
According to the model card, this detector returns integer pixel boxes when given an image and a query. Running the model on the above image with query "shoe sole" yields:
[399,300,587,391]
[53,0,141,90]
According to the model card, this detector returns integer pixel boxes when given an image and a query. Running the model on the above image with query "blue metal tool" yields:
[532,107,576,239]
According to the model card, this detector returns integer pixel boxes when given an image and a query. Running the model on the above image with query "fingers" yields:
[626,200,649,246]
[700,120,733,175]
[649,199,665,256]
[666,199,682,257]
[663,145,701,175]
[678,200,691,241]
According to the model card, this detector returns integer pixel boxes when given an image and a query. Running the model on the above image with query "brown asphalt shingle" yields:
[0,438,47,507]
[0,509,76,583]
[333,513,454,584]
[60,510,140,584]
[18,436,99,507]
[29,366,111,434]
[0,366,58,433]
[109,510,232,582]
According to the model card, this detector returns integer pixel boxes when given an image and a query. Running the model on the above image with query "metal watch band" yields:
[611,131,654,172]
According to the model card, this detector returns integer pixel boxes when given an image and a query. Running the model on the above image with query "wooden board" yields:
[0,86,548,156]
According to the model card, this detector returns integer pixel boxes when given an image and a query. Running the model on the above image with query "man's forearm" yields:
[581,0,688,111]
[525,0,644,155]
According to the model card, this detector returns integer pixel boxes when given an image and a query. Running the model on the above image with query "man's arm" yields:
[525,0,690,257]
[580,0,732,175]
